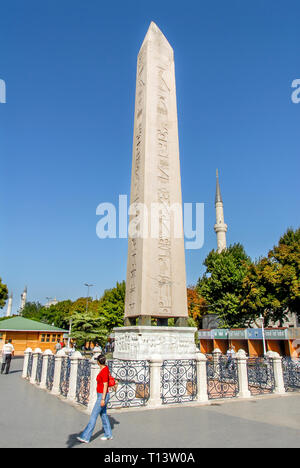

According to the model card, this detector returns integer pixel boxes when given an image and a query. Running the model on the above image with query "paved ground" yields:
[1,358,300,448]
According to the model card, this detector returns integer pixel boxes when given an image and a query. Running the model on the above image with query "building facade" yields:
[198,328,300,357]
[0,317,68,356]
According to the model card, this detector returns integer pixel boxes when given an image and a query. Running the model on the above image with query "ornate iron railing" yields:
[27,353,33,379]
[247,357,275,395]
[161,359,197,404]
[107,359,150,408]
[46,355,55,391]
[36,354,43,384]
[76,359,91,406]
[60,357,71,397]
[207,356,239,399]
[282,357,300,392]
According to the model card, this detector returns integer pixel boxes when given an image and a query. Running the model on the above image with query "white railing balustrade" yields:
[22,348,32,379]
[22,346,296,409]
[30,348,42,384]
[40,350,53,389]
[51,349,66,395]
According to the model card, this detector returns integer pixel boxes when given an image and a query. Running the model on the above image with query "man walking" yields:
[55,339,62,354]
[1,339,15,375]
[226,345,236,372]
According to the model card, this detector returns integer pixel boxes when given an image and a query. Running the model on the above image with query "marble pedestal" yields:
[113,326,198,361]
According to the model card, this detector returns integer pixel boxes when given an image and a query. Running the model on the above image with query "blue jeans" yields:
[80,393,112,442]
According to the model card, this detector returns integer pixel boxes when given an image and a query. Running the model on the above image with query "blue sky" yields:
[0,0,299,315]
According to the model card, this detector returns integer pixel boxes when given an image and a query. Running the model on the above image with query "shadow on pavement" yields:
[66,416,120,448]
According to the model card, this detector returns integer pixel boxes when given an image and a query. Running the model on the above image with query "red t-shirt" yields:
[96,366,109,394]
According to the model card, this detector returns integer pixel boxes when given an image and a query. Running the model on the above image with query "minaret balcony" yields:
[214,223,228,233]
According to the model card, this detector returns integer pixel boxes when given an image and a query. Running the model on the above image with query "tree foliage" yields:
[21,301,44,321]
[0,277,8,310]
[187,286,207,328]
[269,228,300,316]
[197,244,252,328]
[241,228,300,325]
[99,281,125,331]
[70,312,108,348]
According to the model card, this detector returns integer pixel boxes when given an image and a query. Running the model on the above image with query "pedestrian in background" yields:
[1,339,15,375]
[226,345,236,371]
[69,343,76,356]
[55,340,62,354]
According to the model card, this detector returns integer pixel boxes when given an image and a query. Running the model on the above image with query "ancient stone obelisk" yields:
[114,22,197,360]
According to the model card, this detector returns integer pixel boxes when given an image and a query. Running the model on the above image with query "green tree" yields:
[40,300,73,329]
[99,281,125,331]
[21,301,44,320]
[241,228,300,325]
[70,311,108,348]
[269,227,300,316]
[197,244,252,328]
[0,277,8,310]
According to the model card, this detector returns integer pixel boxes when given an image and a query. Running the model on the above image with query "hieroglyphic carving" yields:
[124,23,188,321]
[127,45,147,315]
[157,65,172,315]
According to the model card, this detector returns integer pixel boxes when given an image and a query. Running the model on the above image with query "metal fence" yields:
[27,353,33,379]
[76,359,91,406]
[27,350,300,410]
[107,359,150,408]
[46,355,55,391]
[161,359,197,404]
[36,354,43,384]
[60,357,71,397]
[247,357,275,395]
[282,357,300,392]
[207,355,239,399]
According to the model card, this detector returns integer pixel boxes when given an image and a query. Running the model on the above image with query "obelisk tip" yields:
[141,21,173,54]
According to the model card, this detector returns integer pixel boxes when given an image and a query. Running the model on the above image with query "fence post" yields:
[51,349,66,395]
[22,348,32,379]
[270,352,286,394]
[67,351,83,402]
[30,348,42,384]
[236,349,252,398]
[40,350,53,389]
[196,353,208,402]
[87,359,99,414]
[147,357,163,407]
[213,348,222,371]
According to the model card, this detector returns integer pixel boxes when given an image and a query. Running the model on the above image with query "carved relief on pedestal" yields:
[114,328,197,359]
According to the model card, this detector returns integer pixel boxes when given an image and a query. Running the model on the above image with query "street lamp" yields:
[259,314,267,356]
[84,283,94,313]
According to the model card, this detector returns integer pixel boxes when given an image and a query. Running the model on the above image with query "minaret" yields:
[6,292,13,317]
[20,286,27,312]
[214,169,227,253]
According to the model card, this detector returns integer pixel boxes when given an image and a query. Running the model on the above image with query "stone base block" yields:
[113,326,198,360]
